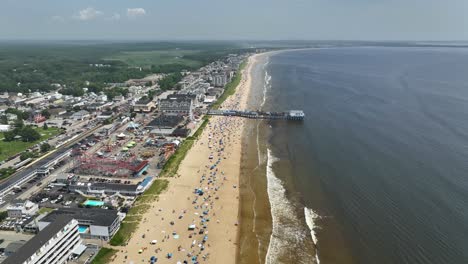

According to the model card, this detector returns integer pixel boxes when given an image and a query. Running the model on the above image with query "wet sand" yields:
[111,54,260,264]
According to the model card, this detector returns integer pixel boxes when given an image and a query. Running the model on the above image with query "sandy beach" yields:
[111,54,259,264]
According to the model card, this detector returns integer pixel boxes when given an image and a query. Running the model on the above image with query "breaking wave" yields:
[305,207,321,264]
[265,149,318,264]
[261,60,271,110]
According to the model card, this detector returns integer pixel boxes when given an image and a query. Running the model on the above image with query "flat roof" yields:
[40,208,118,227]
[135,98,153,105]
[146,115,183,128]
[3,215,73,264]
[91,182,140,192]
[0,148,72,193]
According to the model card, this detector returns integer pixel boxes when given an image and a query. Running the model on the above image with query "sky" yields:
[0,0,467,41]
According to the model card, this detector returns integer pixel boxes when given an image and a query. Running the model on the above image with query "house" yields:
[48,108,67,118]
[3,216,84,264]
[97,94,108,102]
[6,113,18,121]
[71,110,90,121]
[0,98,10,105]
[0,124,11,132]
[38,208,121,241]
[113,95,125,102]
[7,200,38,218]
[97,111,114,120]
[134,98,155,112]
[86,102,107,111]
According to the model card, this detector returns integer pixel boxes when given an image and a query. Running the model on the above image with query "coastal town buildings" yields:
[7,200,38,218]
[0,51,248,263]
[159,96,193,118]
[3,216,84,264]
[133,97,156,112]
[38,208,121,241]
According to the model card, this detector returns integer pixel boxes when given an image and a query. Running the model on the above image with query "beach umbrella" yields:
[138,249,143,254]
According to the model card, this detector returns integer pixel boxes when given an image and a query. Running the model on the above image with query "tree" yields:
[14,119,24,128]
[20,151,35,161]
[61,87,85,97]
[43,123,48,130]
[148,90,155,100]
[3,131,15,141]
[18,126,41,142]
[0,115,7,125]
[40,143,52,153]
[5,108,29,120]
[0,211,8,222]
[158,72,183,91]
[40,109,51,119]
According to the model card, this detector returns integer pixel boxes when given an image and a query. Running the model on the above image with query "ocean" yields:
[239,47,468,264]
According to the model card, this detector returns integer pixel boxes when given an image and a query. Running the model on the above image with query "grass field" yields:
[105,50,202,68]
[37,207,54,215]
[91,247,117,264]
[0,127,61,162]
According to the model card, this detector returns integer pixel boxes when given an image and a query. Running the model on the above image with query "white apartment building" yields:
[3,216,84,264]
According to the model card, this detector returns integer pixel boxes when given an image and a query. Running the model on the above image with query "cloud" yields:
[74,7,103,21]
[127,8,146,18]
[51,16,65,22]
[109,13,121,21]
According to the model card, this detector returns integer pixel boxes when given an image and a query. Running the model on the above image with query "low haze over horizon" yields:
[1,0,467,41]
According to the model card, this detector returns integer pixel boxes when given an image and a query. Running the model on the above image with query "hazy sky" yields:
[1,0,467,41]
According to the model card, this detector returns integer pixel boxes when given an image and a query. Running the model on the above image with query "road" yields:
[0,122,103,210]
[0,119,91,170]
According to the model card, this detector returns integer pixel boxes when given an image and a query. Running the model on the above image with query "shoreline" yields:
[110,53,260,264]
[238,49,322,264]
[237,52,273,264]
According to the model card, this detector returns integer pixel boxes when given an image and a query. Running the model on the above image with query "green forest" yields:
[0,41,250,93]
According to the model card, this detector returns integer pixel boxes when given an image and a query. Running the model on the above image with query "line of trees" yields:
[158,72,183,91]
[3,126,41,142]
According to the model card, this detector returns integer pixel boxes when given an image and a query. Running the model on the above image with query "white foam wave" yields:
[305,207,321,264]
[265,149,318,264]
[257,58,271,164]
[260,59,271,110]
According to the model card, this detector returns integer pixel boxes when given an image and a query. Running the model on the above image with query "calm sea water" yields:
[263,47,468,264]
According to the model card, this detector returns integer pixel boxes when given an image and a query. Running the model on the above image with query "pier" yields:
[207,109,305,121]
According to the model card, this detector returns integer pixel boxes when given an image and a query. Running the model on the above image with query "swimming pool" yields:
[83,200,104,207]
[78,226,88,233]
